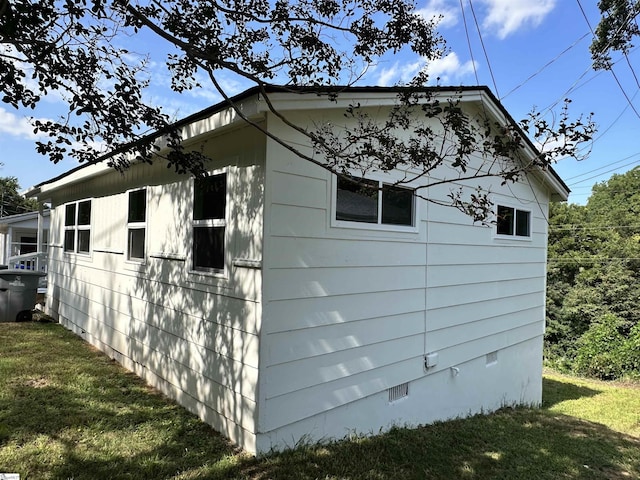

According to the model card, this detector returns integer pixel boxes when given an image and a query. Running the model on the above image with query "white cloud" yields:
[375,59,424,86]
[375,52,477,86]
[416,0,459,28]
[0,108,38,140]
[424,52,478,84]
[478,0,556,39]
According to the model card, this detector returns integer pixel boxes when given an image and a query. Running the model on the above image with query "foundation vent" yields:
[486,351,498,367]
[388,382,409,402]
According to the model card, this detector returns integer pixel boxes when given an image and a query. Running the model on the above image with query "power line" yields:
[576,0,640,121]
[501,32,591,101]
[467,0,499,97]
[563,152,640,181]
[567,160,640,186]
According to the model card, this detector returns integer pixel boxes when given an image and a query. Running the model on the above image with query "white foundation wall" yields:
[258,106,550,453]
[256,335,543,452]
[45,125,265,453]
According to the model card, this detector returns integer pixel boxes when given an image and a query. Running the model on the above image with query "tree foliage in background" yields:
[591,0,640,69]
[0,176,39,216]
[546,167,640,379]
[0,0,594,220]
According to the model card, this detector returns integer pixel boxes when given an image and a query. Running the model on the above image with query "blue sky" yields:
[1,0,638,205]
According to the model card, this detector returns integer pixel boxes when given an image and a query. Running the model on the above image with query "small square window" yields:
[497,205,530,237]
[193,226,225,271]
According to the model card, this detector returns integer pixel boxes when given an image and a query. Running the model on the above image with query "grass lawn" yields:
[0,322,638,479]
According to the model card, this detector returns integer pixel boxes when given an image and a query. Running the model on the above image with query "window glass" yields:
[128,189,147,223]
[128,228,145,260]
[336,175,378,223]
[64,230,75,252]
[382,184,414,226]
[194,174,226,220]
[65,204,76,226]
[193,226,225,271]
[496,205,514,235]
[516,210,531,236]
[77,230,90,253]
[77,200,91,225]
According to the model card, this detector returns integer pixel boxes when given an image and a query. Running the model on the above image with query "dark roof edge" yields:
[31,84,569,195]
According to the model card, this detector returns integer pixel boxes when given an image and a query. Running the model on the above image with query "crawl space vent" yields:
[388,382,409,402]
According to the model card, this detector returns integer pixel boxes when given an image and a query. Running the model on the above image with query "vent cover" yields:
[486,351,498,366]
[388,382,409,402]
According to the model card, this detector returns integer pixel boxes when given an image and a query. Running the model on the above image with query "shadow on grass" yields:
[232,409,640,480]
[2,323,638,479]
[542,377,600,408]
[0,323,240,479]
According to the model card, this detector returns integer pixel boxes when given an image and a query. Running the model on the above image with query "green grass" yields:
[1,322,639,479]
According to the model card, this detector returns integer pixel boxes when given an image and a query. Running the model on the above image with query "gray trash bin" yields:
[0,270,46,322]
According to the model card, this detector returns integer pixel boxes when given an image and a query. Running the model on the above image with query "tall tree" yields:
[546,167,640,379]
[1,0,594,219]
[0,176,39,216]
[591,0,640,69]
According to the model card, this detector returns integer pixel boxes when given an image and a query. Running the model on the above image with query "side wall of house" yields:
[257,107,550,453]
[45,125,265,452]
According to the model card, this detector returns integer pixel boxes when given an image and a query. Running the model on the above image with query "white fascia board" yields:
[25,97,263,201]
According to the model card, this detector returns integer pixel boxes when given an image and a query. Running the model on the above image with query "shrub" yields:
[574,314,627,380]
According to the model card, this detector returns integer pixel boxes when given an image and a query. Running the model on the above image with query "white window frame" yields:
[494,203,532,240]
[63,199,92,255]
[126,188,147,262]
[331,173,418,233]
[189,169,228,277]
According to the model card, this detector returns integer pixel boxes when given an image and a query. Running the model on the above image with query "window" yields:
[496,205,530,237]
[192,173,227,272]
[64,199,92,253]
[127,189,147,260]
[336,175,414,227]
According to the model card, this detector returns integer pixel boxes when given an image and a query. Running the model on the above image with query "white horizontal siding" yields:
[45,125,265,454]
[266,311,424,365]
[264,288,425,333]
[265,265,425,301]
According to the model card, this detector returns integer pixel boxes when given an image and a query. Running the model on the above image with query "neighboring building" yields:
[26,86,569,455]
[0,210,50,273]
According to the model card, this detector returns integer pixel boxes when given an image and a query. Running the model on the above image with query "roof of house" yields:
[25,85,570,200]
[0,209,51,225]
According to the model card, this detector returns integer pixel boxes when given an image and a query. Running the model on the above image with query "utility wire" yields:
[468,0,499,97]
[459,0,480,87]
[576,0,640,121]
[501,32,591,100]
[563,152,640,181]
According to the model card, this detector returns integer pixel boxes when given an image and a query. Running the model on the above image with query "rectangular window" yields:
[336,175,414,227]
[127,189,147,261]
[64,199,92,253]
[496,205,531,237]
[192,173,226,272]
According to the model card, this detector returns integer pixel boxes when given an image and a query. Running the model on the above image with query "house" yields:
[0,209,50,274]
[26,86,569,455]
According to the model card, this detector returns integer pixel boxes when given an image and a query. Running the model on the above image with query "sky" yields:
[1,0,639,205]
